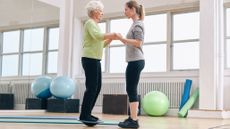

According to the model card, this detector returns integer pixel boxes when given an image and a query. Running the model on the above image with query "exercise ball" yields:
[142,91,169,116]
[31,76,52,99]
[50,76,76,99]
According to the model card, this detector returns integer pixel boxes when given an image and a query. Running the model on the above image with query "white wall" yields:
[224,77,230,109]
[75,0,199,18]
[0,0,59,29]
[38,0,64,8]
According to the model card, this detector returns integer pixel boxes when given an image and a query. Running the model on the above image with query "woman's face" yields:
[92,9,103,21]
[124,5,135,18]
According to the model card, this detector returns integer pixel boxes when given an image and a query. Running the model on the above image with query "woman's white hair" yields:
[85,0,104,17]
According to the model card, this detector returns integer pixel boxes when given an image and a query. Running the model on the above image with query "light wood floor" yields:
[0,111,229,129]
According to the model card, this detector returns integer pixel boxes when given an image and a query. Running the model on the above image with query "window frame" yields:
[171,11,200,71]
[0,25,59,78]
[225,6,230,69]
[82,9,200,74]
[46,27,59,74]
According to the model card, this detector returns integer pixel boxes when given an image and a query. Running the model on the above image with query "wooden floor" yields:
[0,111,229,129]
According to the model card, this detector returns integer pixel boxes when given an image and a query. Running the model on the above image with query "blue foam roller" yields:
[179,79,192,110]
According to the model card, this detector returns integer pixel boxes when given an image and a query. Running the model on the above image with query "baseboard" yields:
[92,106,179,116]
[188,110,230,119]
[14,104,26,110]
[165,108,179,117]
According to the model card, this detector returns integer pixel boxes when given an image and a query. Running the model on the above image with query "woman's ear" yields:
[131,7,136,13]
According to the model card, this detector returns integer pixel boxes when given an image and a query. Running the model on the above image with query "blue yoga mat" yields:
[0,115,78,120]
[179,79,192,110]
[0,118,118,125]
[0,116,119,125]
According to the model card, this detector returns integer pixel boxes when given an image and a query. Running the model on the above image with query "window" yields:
[3,31,20,53]
[110,18,132,46]
[48,28,59,50]
[47,28,59,73]
[109,15,167,73]
[227,8,230,37]
[173,42,199,70]
[227,40,230,67]
[172,12,200,70]
[23,53,43,75]
[145,14,167,43]
[98,22,106,72]
[83,10,200,74]
[143,14,167,72]
[109,19,131,73]
[0,26,59,77]
[23,28,44,52]
[2,55,19,76]
[226,8,230,68]
[110,47,126,73]
[22,28,44,76]
[1,31,20,76]
[143,44,167,72]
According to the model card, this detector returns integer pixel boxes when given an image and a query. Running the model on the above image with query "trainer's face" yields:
[124,5,135,18]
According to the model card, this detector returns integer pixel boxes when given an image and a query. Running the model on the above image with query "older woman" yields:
[80,0,115,123]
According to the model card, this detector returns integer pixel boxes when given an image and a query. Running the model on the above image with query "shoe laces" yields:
[123,117,133,123]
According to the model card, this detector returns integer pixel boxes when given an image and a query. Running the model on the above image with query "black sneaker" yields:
[118,117,139,128]
[91,115,99,121]
[79,115,98,127]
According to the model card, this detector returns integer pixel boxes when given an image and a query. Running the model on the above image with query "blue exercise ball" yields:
[50,76,76,99]
[31,76,52,99]
[142,91,169,116]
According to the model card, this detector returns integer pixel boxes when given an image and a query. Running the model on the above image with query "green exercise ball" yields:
[142,91,169,116]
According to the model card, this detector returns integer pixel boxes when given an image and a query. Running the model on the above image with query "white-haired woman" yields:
[80,0,115,123]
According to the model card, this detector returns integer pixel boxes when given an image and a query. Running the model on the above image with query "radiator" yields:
[11,82,34,104]
[0,83,11,93]
[8,81,184,108]
[76,81,184,108]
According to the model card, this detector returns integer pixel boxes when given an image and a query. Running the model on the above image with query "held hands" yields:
[115,33,126,45]
[115,33,123,40]
[109,33,123,40]
[106,33,126,45]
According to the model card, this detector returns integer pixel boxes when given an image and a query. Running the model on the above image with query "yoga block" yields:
[103,94,141,115]
[25,98,47,109]
[47,99,79,113]
[0,93,14,109]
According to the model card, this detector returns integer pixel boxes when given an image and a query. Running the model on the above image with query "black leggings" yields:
[80,57,101,117]
[126,60,145,102]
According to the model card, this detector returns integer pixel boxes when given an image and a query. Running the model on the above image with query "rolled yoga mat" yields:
[178,88,199,118]
[179,79,192,111]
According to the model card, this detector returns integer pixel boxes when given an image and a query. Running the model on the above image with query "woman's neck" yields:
[91,17,99,23]
[131,15,140,22]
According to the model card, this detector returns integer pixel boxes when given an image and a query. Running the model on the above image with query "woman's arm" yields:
[104,33,116,40]
[103,33,117,47]
[116,33,143,48]
[104,38,113,47]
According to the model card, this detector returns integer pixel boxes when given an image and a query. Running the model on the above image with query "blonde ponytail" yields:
[126,1,145,21]
[139,5,145,21]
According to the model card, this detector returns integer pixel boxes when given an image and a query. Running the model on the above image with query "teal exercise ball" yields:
[31,76,52,99]
[50,76,76,99]
[142,91,169,116]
